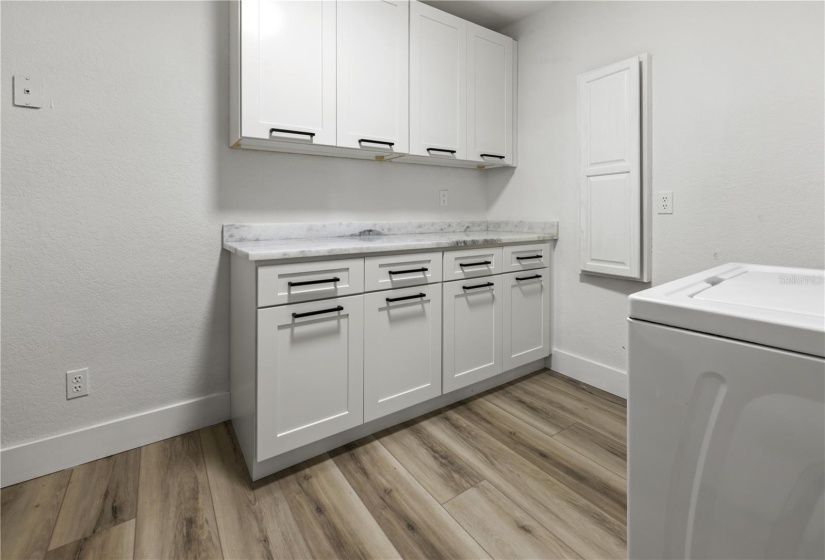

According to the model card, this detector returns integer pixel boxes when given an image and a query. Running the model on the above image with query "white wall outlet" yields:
[66,368,89,399]
[658,191,674,214]
[13,75,43,108]
[440,190,449,207]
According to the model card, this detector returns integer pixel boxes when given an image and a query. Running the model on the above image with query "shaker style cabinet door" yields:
[363,285,442,422]
[337,0,409,153]
[578,54,651,280]
[409,2,466,160]
[257,295,364,460]
[241,0,337,145]
[502,269,550,370]
[442,276,503,393]
[466,23,513,165]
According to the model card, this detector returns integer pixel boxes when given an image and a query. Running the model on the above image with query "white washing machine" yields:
[628,263,824,560]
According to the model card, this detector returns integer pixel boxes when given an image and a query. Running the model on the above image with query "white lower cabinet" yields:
[364,285,442,422]
[231,241,550,480]
[257,295,364,460]
[502,269,551,370]
[442,276,503,393]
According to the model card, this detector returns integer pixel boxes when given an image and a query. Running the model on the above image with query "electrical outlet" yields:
[66,368,89,399]
[440,190,449,207]
[658,191,674,214]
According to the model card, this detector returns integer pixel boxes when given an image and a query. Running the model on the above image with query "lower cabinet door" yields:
[442,276,503,393]
[257,295,364,461]
[503,269,551,370]
[364,285,442,422]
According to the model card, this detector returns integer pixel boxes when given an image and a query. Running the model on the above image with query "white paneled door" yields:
[467,23,513,165]
[337,0,409,153]
[242,0,337,145]
[409,1,467,160]
[578,54,651,280]
[363,285,442,422]
[257,295,364,460]
[442,277,503,393]
[502,269,550,370]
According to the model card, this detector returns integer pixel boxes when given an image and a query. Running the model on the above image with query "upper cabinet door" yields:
[241,0,336,145]
[578,54,650,280]
[337,0,409,153]
[409,2,466,159]
[466,23,513,165]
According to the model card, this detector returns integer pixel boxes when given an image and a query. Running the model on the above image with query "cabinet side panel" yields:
[230,0,241,145]
[230,254,258,474]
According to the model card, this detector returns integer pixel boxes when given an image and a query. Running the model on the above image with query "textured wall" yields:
[489,1,825,374]
[1,1,489,447]
[3,0,823,448]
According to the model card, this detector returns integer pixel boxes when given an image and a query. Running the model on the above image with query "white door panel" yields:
[467,23,513,164]
[242,0,336,145]
[410,2,466,159]
[442,277,502,393]
[337,0,409,152]
[579,54,650,280]
[257,295,363,460]
[502,270,551,370]
[364,285,441,422]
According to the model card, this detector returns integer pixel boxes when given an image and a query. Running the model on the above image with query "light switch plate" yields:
[13,75,43,108]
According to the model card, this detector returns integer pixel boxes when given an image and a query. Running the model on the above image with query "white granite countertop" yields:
[223,220,559,261]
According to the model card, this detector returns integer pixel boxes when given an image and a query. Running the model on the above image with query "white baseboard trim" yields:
[549,350,628,398]
[1,392,230,488]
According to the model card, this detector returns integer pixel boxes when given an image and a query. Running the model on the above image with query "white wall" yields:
[490,1,824,378]
[0,1,489,448]
[3,0,823,451]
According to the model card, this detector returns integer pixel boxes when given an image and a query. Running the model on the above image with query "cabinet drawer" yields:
[364,252,442,292]
[364,284,442,422]
[258,258,365,307]
[502,243,550,273]
[257,295,364,460]
[443,247,503,281]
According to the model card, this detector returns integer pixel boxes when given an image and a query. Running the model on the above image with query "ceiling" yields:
[421,1,551,32]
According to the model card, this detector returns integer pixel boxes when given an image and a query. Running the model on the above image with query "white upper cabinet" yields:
[467,23,514,165]
[337,0,409,153]
[409,1,466,160]
[234,0,517,168]
[241,0,337,145]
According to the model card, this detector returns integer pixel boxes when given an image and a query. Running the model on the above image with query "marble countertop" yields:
[223,220,559,261]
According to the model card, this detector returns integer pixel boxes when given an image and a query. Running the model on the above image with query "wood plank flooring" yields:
[1,369,627,560]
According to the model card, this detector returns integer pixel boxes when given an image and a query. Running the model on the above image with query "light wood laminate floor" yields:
[1,369,627,560]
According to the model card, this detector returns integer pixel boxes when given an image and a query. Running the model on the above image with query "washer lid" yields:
[629,263,825,357]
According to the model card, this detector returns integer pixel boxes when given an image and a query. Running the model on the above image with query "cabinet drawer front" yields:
[258,258,365,307]
[257,295,364,460]
[502,243,550,273]
[364,252,442,292]
[442,247,503,281]
[442,276,503,393]
[503,269,551,370]
[364,285,442,422]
